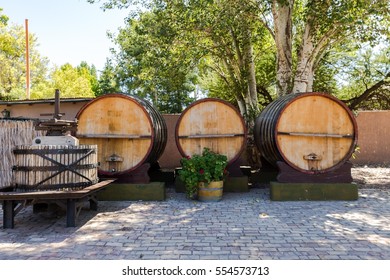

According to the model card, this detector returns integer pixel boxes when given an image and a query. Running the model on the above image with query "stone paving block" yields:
[1,188,390,260]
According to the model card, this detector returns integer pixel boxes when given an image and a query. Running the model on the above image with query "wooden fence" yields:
[0,120,43,187]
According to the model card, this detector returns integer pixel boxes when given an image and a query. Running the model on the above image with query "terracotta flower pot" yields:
[197,181,223,202]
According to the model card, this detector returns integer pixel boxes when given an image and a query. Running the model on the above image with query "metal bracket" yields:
[106,154,124,162]
[303,153,322,161]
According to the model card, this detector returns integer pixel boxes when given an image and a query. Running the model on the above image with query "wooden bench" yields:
[0,179,115,229]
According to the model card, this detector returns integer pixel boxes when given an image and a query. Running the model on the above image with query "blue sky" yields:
[1,0,129,71]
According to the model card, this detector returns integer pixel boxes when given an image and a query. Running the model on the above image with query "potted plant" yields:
[178,147,228,201]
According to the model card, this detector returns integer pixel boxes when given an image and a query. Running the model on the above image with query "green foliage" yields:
[3,0,388,110]
[95,59,121,96]
[29,63,97,99]
[0,22,49,100]
[0,11,99,100]
[90,0,389,111]
[0,8,8,26]
[178,148,228,198]
[338,45,390,110]
[50,63,96,98]
[112,10,196,112]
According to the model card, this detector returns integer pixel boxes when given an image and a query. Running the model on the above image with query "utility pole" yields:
[25,19,30,99]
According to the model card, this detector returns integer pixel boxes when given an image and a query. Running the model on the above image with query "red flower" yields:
[199,168,205,174]
[186,155,191,159]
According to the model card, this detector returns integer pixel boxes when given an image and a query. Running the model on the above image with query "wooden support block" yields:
[224,176,249,192]
[276,161,353,183]
[3,201,15,229]
[270,182,358,201]
[252,169,278,184]
[174,176,186,193]
[149,168,175,184]
[112,163,151,184]
[89,197,98,211]
[175,174,249,193]
[66,199,76,227]
[97,182,166,201]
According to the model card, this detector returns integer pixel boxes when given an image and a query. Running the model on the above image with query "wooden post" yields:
[25,19,30,99]
[3,201,15,229]
[66,199,76,227]
[54,89,61,119]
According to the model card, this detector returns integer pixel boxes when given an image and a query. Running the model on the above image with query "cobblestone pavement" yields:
[1,187,390,260]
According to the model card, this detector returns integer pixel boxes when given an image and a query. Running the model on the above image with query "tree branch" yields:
[344,71,390,110]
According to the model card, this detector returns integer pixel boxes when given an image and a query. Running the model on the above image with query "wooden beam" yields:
[77,134,152,139]
[178,133,245,139]
[277,131,354,138]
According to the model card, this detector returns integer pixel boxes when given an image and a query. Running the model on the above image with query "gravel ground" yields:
[352,165,390,188]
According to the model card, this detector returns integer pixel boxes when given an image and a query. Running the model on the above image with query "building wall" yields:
[1,102,389,167]
[0,101,90,120]
[158,114,182,169]
[351,111,390,165]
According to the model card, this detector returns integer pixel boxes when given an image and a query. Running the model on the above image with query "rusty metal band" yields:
[13,164,98,172]
[15,180,99,191]
[178,133,245,139]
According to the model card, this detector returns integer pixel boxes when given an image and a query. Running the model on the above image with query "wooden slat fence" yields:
[0,119,43,187]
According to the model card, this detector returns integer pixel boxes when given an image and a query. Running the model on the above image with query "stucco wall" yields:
[158,114,182,169]
[351,111,390,165]
[0,100,90,120]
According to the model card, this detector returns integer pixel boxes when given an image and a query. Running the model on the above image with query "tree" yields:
[77,61,99,95]
[256,0,390,96]
[112,9,197,112]
[0,8,8,25]
[0,21,49,100]
[180,0,263,118]
[88,0,272,117]
[340,46,390,110]
[88,0,390,110]
[95,58,121,96]
[48,63,95,98]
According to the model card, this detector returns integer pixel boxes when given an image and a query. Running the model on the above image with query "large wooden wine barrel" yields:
[175,98,246,163]
[75,93,167,176]
[13,145,98,191]
[254,92,358,173]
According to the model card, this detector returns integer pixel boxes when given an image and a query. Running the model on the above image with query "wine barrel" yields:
[13,145,98,191]
[197,181,224,202]
[254,92,358,173]
[75,93,167,176]
[175,98,246,163]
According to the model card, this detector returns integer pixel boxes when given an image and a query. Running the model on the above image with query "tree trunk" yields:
[243,27,259,120]
[272,0,294,96]
[293,18,334,93]
[346,71,390,110]
[293,21,315,93]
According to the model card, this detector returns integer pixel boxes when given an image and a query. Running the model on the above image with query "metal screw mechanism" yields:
[1,108,10,118]
[34,89,78,136]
